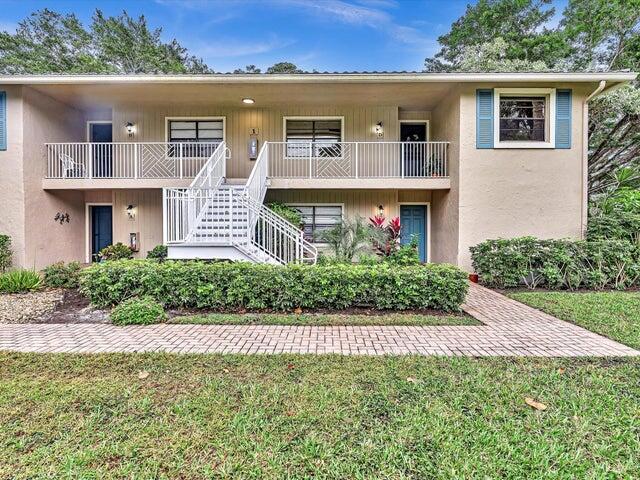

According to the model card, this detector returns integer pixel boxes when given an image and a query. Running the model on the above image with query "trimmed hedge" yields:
[80,260,468,312]
[471,237,640,290]
[111,296,167,326]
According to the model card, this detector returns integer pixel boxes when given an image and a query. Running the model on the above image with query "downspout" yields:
[582,80,607,236]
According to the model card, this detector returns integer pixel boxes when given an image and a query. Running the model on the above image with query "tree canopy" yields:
[0,9,210,74]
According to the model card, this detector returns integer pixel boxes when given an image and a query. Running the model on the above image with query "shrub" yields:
[0,269,42,293]
[370,215,401,257]
[0,235,11,273]
[470,237,640,290]
[98,243,133,261]
[42,261,82,288]
[110,296,166,326]
[267,202,303,228]
[80,260,469,312]
[386,238,420,266]
[147,245,168,261]
[319,216,375,262]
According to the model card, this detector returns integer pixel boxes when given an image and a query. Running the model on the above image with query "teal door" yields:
[400,205,427,262]
[91,206,113,260]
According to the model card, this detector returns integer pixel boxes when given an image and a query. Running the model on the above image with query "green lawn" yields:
[1,353,639,479]
[509,291,640,349]
[169,312,479,326]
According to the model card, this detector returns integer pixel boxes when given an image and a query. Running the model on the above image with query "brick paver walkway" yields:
[0,284,637,356]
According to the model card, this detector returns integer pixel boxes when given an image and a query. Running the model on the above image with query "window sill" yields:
[493,141,555,149]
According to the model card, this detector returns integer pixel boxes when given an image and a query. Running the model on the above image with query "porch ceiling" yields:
[30,82,454,110]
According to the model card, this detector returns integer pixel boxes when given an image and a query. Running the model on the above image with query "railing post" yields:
[179,143,184,179]
[133,143,139,179]
[308,142,313,179]
[87,143,93,179]
[354,143,358,179]
[162,188,168,244]
[401,143,405,178]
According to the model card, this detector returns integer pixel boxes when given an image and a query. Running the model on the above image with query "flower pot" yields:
[468,273,479,283]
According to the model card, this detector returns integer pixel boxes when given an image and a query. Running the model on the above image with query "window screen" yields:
[292,205,343,242]
[499,97,546,141]
[168,119,223,156]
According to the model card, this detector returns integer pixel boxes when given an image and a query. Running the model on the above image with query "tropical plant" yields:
[386,237,421,266]
[0,235,11,273]
[319,215,376,262]
[370,215,402,257]
[98,243,134,261]
[0,269,42,293]
[42,261,82,288]
[267,202,303,228]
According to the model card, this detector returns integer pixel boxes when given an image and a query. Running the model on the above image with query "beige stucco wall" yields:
[0,86,87,269]
[0,86,26,267]
[455,84,590,270]
[429,87,461,265]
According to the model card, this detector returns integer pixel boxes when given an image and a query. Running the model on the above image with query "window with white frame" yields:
[168,119,224,157]
[291,205,343,242]
[284,118,343,158]
[494,88,555,148]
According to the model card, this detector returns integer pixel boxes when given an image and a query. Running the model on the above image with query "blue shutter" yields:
[555,89,572,149]
[0,91,6,151]
[476,89,494,149]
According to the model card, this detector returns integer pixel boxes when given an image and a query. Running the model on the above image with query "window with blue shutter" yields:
[476,89,494,149]
[555,89,572,149]
[0,91,6,151]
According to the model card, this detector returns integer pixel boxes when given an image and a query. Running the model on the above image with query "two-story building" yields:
[0,72,636,270]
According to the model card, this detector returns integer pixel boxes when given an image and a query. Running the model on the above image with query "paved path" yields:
[0,284,637,356]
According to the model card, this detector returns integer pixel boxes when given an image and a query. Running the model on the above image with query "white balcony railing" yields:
[267,141,449,179]
[45,142,221,179]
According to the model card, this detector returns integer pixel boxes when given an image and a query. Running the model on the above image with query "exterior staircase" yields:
[163,142,317,264]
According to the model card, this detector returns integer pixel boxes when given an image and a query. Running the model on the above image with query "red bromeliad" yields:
[369,214,402,256]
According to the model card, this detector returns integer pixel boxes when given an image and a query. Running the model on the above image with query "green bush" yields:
[0,269,42,293]
[98,243,133,261]
[386,238,421,266]
[110,296,166,326]
[81,260,468,312]
[470,237,640,290]
[42,261,82,288]
[588,188,640,244]
[267,202,303,228]
[147,245,168,261]
[0,235,12,273]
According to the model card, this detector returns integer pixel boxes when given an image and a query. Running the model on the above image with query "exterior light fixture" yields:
[377,204,384,216]
[125,122,136,137]
[126,204,136,220]
[242,98,255,104]
[375,121,384,138]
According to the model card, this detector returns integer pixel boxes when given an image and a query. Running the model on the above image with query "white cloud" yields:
[190,35,295,58]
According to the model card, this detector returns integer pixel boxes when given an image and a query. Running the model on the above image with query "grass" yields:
[509,291,640,349]
[1,353,639,479]
[168,312,480,326]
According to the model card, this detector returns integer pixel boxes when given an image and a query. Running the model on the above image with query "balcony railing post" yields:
[401,143,405,178]
[354,143,358,179]
[87,143,93,179]
[133,143,139,179]
[162,188,168,244]
[308,143,313,179]
[179,143,184,179]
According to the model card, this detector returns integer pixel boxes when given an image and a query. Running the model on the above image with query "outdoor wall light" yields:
[126,204,136,220]
[377,204,384,216]
[125,122,136,137]
[375,121,384,138]
[242,98,255,104]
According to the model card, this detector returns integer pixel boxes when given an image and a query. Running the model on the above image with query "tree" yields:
[266,62,303,74]
[233,64,261,73]
[425,0,567,71]
[0,8,211,74]
[456,37,550,72]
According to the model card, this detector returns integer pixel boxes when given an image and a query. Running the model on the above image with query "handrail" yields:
[266,140,449,179]
[190,141,226,188]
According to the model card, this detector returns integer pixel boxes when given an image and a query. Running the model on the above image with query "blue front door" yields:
[92,206,113,260]
[400,205,427,262]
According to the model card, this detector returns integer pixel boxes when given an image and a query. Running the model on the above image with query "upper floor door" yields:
[88,122,113,178]
[400,122,427,177]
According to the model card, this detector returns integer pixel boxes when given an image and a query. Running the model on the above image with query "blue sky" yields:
[0,0,567,72]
